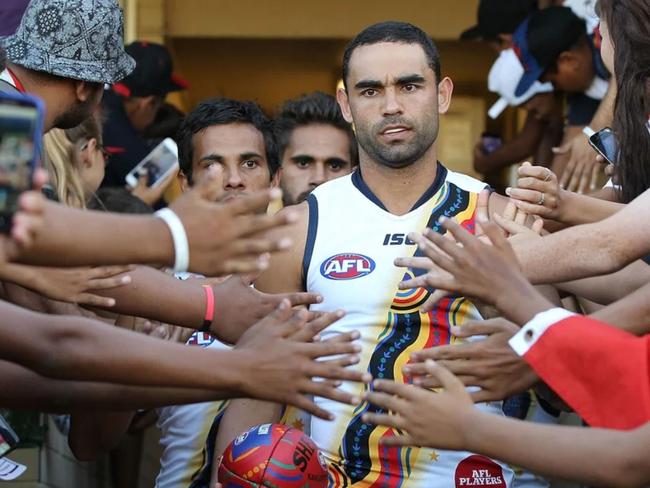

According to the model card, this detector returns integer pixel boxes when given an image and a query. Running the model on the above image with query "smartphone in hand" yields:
[588,127,617,166]
[0,91,44,232]
[125,138,179,189]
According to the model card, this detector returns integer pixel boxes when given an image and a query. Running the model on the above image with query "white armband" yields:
[155,208,190,273]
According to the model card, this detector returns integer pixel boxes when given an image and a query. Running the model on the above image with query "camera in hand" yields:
[0,91,44,233]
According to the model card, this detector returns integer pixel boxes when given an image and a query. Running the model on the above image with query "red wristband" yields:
[201,285,215,333]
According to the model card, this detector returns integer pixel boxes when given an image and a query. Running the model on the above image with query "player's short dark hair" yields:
[88,187,154,214]
[274,91,358,164]
[342,21,442,87]
[176,97,279,183]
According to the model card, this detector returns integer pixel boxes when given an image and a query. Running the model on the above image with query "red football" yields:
[218,423,328,488]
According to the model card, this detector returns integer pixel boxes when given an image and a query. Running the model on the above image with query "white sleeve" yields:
[508,308,577,357]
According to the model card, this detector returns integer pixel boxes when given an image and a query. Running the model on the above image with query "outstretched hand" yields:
[236,300,371,420]
[210,274,322,343]
[362,360,475,450]
[395,217,551,325]
[404,318,538,403]
[169,166,298,276]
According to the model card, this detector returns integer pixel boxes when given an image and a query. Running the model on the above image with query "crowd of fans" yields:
[0,0,649,487]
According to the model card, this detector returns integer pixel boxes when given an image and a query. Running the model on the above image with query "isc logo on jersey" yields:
[320,253,376,280]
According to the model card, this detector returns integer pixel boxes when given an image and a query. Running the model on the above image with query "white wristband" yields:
[155,208,190,273]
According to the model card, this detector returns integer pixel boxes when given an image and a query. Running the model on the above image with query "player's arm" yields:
[513,187,650,284]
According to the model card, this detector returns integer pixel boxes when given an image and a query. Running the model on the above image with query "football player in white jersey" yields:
[209,21,560,488]
[68,98,365,488]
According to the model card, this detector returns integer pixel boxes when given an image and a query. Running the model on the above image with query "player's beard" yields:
[355,114,439,169]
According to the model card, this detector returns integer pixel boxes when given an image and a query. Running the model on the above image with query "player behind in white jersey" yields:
[202,21,563,488]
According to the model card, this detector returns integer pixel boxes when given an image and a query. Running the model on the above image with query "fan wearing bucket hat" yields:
[0,0,135,133]
[474,48,562,175]
[100,41,189,193]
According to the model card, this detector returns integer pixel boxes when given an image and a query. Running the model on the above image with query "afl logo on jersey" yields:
[320,253,376,280]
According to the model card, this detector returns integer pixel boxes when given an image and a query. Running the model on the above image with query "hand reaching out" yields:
[30,265,134,307]
[553,135,603,194]
[362,360,475,450]
[404,318,538,403]
[169,167,299,276]
[395,218,552,325]
[210,274,322,343]
[235,300,371,420]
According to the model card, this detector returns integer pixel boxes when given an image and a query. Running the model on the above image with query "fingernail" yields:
[425,359,436,366]
[317,295,323,303]
[107,298,116,307]
[350,396,361,404]
[121,276,132,284]
[351,330,361,339]
[438,216,448,223]
[278,237,292,249]
[278,300,289,310]
[505,187,511,196]
[363,373,372,382]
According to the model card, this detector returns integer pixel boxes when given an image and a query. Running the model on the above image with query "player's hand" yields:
[128,169,176,206]
[553,135,602,194]
[169,166,300,276]
[210,274,322,344]
[396,218,550,325]
[362,360,474,450]
[236,300,371,420]
[28,265,134,307]
[506,162,566,221]
[404,318,539,403]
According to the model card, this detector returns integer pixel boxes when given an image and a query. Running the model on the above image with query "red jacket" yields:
[523,315,650,430]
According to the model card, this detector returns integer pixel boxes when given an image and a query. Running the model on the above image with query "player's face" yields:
[338,42,452,169]
[280,124,353,206]
[183,123,274,211]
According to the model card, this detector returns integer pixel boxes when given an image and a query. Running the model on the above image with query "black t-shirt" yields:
[100,90,152,188]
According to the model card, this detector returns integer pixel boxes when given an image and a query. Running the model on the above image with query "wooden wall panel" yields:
[166,0,479,40]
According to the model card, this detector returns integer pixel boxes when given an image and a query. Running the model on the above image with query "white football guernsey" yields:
[304,164,515,488]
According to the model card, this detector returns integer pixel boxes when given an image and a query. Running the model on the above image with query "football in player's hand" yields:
[218,423,328,488]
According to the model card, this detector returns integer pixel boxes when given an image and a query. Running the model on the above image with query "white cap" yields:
[487,49,554,119]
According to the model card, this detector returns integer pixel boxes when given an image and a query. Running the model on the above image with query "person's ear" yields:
[80,138,97,168]
[437,77,454,114]
[178,169,191,192]
[336,87,354,124]
[270,168,281,189]
[557,51,578,70]
[74,81,100,102]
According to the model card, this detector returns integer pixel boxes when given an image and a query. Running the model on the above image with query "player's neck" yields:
[359,144,439,216]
